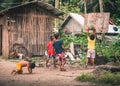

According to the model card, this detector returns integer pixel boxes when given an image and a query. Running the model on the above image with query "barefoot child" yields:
[46,36,56,68]
[53,33,66,71]
[85,24,96,69]
[11,60,35,75]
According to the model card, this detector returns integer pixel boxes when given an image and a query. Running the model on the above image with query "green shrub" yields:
[76,73,95,82]
[76,72,120,85]
[74,56,86,66]
[96,72,114,84]
[97,72,120,85]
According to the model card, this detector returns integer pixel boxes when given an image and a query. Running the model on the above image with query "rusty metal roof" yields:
[0,1,64,16]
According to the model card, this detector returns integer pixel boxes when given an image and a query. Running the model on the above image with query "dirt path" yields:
[0,58,95,86]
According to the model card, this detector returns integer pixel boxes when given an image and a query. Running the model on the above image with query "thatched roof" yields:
[0,1,64,17]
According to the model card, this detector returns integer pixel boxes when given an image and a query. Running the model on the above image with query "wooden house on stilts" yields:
[0,1,64,57]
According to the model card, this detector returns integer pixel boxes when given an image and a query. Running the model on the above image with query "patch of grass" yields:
[78,57,86,65]
[116,60,120,66]
[76,72,120,85]
[1,56,44,63]
[31,57,40,63]
[97,72,120,85]
[1,57,19,62]
[1,57,9,60]
[76,73,95,82]
[2,57,18,60]
[73,55,86,66]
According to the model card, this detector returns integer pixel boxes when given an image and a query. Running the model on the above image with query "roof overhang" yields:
[0,1,64,17]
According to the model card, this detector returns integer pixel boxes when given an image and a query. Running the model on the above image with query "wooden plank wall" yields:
[8,8,53,56]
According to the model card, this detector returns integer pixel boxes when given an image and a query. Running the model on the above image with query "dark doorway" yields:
[0,25,2,55]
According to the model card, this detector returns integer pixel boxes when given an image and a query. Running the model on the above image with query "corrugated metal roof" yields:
[0,1,64,16]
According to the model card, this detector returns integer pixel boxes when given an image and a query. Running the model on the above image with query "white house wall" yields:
[64,19,83,35]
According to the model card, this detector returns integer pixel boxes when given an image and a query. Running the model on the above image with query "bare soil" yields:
[0,58,95,86]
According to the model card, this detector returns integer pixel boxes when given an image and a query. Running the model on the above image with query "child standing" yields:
[53,33,66,71]
[85,24,96,69]
[46,36,56,68]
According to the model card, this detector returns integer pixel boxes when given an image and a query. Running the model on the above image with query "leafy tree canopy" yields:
[0,0,120,25]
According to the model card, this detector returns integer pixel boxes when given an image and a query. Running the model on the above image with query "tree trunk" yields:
[96,65,120,72]
[43,0,48,3]
[99,0,105,41]
[22,0,29,3]
[99,0,103,12]
[39,0,48,3]
[54,0,59,31]
[84,0,87,14]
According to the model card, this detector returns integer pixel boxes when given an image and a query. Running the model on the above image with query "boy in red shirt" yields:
[46,36,56,68]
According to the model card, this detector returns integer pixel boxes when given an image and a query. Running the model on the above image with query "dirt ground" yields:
[0,58,95,86]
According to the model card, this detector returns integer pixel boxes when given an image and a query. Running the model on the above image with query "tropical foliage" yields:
[0,0,120,25]
[85,0,120,25]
